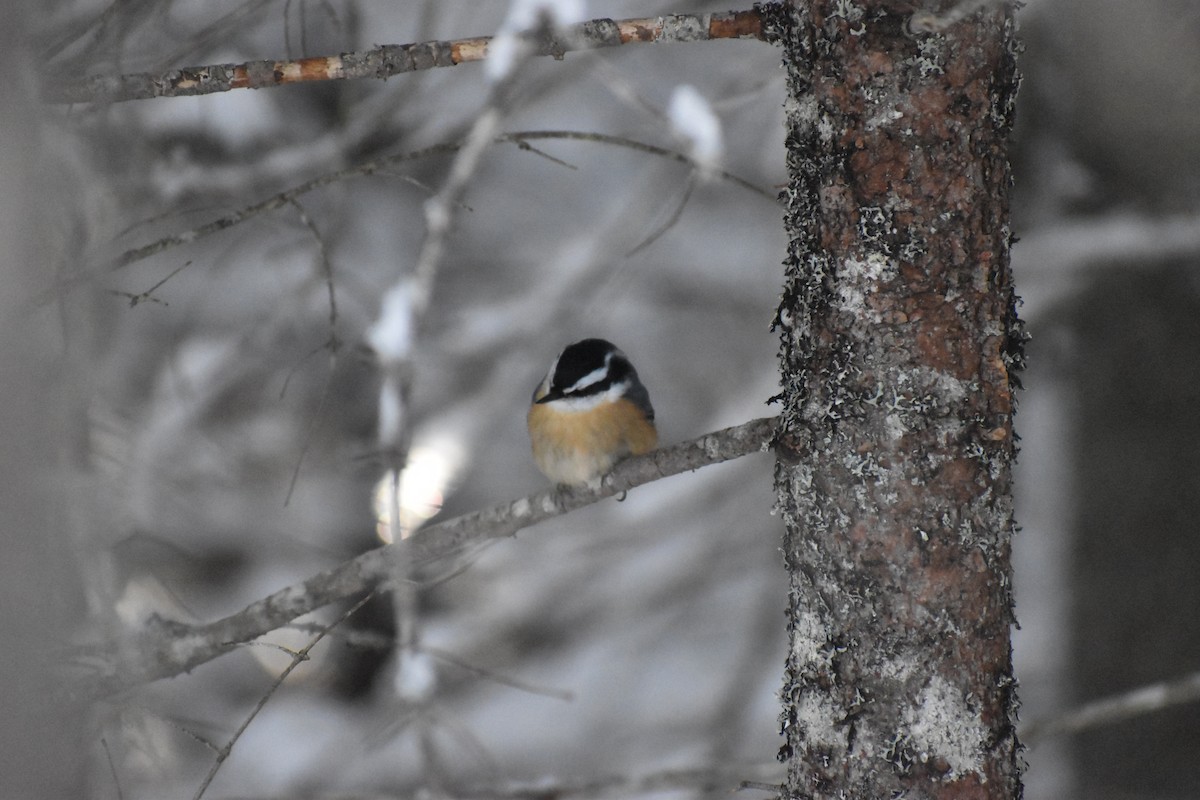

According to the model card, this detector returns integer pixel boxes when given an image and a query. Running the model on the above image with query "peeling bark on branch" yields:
[76,417,776,700]
[47,10,766,105]
[764,0,1024,797]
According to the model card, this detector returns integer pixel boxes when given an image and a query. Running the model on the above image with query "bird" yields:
[528,338,657,487]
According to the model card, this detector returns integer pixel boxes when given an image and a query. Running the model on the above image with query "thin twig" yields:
[56,129,773,303]
[422,707,502,779]
[512,138,579,170]
[158,0,276,71]
[284,366,333,508]
[99,737,125,800]
[48,10,767,104]
[51,128,769,306]
[289,197,339,337]
[109,141,457,272]
[190,591,375,800]
[145,132,766,271]
[285,620,392,650]
[424,645,575,702]
[107,260,189,306]
[281,197,340,507]
[175,724,221,754]
[625,171,696,257]
[77,417,778,700]
[509,130,774,201]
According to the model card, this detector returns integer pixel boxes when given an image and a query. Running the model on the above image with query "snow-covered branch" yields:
[76,416,777,700]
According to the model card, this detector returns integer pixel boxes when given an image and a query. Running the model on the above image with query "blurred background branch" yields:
[1022,668,1200,744]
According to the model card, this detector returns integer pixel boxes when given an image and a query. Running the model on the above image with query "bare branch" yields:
[48,10,767,104]
[424,646,575,702]
[43,130,773,303]
[625,171,696,257]
[190,592,374,800]
[106,260,188,306]
[1021,668,1200,743]
[507,131,775,201]
[285,618,580,708]
[107,140,459,274]
[99,737,124,800]
[282,197,340,507]
[76,417,777,700]
[288,197,339,337]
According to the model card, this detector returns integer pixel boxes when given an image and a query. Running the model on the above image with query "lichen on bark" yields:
[763,0,1025,797]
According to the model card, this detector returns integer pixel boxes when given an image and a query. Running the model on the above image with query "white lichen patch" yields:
[885,368,971,434]
[840,255,897,331]
[916,366,970,405]
[828,0,865,22]
[866,106,905,131]
[876,653,915,684]
[903,675,985,779]
[911,37,947,78]
[836,253,897,321]
[795,691,844,747]
[791,609,830,667]
[784,93,836,146]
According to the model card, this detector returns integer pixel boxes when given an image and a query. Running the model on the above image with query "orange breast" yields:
[528,398,657,485]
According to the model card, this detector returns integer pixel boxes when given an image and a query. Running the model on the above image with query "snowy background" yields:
[15,0,1200,798]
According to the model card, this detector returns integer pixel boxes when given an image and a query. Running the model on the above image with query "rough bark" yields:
[763,1,1024,797]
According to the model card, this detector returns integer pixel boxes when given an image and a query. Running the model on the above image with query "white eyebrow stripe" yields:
[544,353,560,381]
[547,381,628,412]
[564,365,608,394]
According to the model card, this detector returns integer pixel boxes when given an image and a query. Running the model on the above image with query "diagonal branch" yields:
[113,131,760,271]
[190,591,375,800]
[47,10,766,105]
[42,129,773,302]
[77,416,776,700]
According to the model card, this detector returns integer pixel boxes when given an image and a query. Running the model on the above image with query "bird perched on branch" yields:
[528,338,657,487]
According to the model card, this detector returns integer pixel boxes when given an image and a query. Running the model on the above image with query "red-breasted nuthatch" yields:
[528,338,657,486]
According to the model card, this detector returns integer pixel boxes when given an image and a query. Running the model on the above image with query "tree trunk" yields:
[763,1,1024,797]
